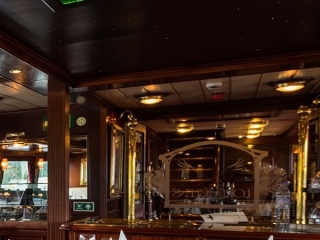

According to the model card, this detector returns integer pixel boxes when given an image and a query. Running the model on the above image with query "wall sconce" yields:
[177,124,194,133]
[135,93,169,105]
[1,158,8,171]
[267,77,313,92]
[37,158,44,169]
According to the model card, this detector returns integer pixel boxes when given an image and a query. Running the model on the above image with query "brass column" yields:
[126,112,138,220]
[296,106,311,224]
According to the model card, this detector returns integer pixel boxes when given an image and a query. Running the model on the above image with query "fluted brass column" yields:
[296,106,311,224]
[126,113,138,220]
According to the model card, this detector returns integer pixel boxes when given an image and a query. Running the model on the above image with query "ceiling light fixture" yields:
[9,69,22,74]
[247,127,263,134]
[135,93,168,105]
[246,133,260,139]
[250,119,269,128]
[177,124,194,133]
[267,77,314,92]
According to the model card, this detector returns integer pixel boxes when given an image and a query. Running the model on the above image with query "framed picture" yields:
[109,124,125,198]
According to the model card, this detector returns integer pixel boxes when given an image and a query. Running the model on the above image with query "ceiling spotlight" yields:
[250,119,269,128]
[177,124,194,133]
[267,77,314,92]
[135,93,168,105]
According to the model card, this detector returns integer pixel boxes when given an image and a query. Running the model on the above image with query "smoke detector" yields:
[206,82,222,90]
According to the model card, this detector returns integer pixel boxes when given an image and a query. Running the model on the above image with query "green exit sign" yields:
[73,202,94,212]
[59,0,85,5]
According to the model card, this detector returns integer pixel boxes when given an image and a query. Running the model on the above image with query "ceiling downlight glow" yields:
[246,133,260,139]
[138,95,163,104]
[135,93,168,105]
[9,69,22,74]
[247,127,263,134]
[250,119,269,128]
[267,77,314,92]
[177,124,194,133]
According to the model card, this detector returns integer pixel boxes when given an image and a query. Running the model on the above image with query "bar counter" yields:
[60,218,320,240]
[0,220,47,239]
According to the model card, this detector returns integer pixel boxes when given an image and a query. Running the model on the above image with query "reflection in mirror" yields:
[109,125,125,198]
[69,135,88,199]
[80,159,87,186]
[158,140,269,213]
[135,131,143,203]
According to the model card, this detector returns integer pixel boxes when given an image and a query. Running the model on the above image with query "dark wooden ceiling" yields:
[1,1,320,136]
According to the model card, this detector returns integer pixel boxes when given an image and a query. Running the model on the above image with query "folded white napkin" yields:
[200,212,249,224]
[119,230,127,240]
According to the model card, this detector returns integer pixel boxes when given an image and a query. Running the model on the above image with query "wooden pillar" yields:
[47,79,70,240]
[100,107,108,217]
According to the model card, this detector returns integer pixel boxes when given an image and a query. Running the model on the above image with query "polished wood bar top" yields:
[60,218,320,240]
[0,220,47,229]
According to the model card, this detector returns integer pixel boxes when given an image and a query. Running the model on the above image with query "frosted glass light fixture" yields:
[268,77,313,92]
[177,124,194,133]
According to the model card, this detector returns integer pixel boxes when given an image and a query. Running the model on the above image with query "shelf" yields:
[171,157,214,161]
[170,168,213,172]
[170,179,213,182]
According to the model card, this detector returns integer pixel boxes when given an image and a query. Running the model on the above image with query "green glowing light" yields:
[59,0,85,5]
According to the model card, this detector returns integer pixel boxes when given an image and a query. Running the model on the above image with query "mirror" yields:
[135,131,144,203]
[69,135,88,199]
[109,124,125,198]
[158,140,268,212]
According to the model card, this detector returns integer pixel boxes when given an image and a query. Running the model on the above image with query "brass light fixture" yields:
[245,119,269,138]
[177,124,194,133]
[135,93,168,105]
[268,77,314,92]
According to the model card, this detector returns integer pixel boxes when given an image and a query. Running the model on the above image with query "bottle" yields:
[275,181,291,231]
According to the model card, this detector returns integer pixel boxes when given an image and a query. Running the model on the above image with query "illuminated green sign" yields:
[73,202,94,212]
[42,115,74,131]
[59,0,85,5]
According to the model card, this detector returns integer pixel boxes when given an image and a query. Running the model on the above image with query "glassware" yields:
[275,181,290,232]
[79,234,96,240]
[310,171,320,189]
[309,201,320,224]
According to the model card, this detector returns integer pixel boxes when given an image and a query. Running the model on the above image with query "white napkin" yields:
[119,230,127,240]
[200,212,248,224]
[268,235,274,240]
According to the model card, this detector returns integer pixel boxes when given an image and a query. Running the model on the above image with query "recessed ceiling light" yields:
[267,77,314,92]
[9,69,22,74]
[177,124,194,133]
[206,137,216,140]
[135,93,168,105]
